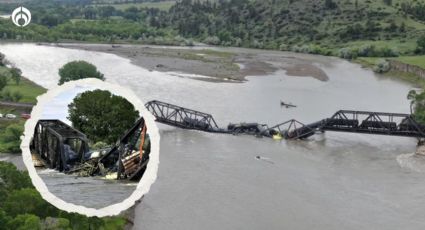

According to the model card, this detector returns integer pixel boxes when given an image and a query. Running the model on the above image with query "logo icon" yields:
[11,6,31,27]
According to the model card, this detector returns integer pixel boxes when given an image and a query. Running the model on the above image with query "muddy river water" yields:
[1,44,424,229]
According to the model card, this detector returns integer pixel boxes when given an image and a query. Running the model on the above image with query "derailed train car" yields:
[30,118,150,181]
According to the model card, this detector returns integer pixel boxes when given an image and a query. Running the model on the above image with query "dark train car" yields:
[398,117,425,132]
[360,121,397,130]
[227,123,268,135]
[30,120,89,172]
[325,119,359,128]
[183,117,210,130]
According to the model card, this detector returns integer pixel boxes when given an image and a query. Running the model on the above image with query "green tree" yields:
[324,0,337,9]
[0,75,7,91]
[2,189,48,218]
[0,209,12,228]
[68,90,139,144]
[10,68,22,85]
[408,90,425,124]
[58,61,104,85]
[7,214,41,230]
[0,162,32,190]
[383,0,392,6]
[0,162,127,229]
[416,36,425,54]
[0,123,24,153]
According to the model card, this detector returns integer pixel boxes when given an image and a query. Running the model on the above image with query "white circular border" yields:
[21,78,160,217]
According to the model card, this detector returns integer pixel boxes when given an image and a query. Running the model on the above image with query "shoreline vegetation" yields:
[355,56,425,88]
[0,161,128,229]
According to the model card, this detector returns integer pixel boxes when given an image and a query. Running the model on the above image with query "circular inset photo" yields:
[21,79,159,217]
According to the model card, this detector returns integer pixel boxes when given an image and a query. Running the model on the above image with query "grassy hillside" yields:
[1,0,425,57]
[165,0,425,54]
[0,66,45,103]
[395,56,425,69]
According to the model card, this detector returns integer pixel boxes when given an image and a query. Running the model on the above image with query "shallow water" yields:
[0,153,25,170]
[37,169,137,209]
[0,43,423,229]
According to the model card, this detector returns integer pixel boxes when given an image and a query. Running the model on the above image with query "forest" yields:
[0,0,424,58]
[0,161,127,229]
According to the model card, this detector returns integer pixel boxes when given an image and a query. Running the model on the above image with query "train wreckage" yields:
[30,117,150,181]
[145,100,425,140]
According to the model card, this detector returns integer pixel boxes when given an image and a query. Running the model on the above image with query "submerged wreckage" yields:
[30,118,150,181]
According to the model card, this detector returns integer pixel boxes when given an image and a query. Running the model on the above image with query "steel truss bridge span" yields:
[145,100,425,140]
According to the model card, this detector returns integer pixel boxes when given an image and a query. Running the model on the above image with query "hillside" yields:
[0,0,425,57]
[164,0,424,54]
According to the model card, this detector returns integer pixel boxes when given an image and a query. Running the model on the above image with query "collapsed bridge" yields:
[145,100,425,140]
[30,117,151,181]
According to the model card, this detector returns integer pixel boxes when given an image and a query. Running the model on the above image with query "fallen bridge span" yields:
[145,100,425,140]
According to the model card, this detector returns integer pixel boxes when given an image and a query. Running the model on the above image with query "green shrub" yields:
[279,43,289,51]
[338,47,358,59]
[203,36,221,45]
[91,141,109,150]
[373,59,391,73]
[0,123,24,153]
[58,61,104,85]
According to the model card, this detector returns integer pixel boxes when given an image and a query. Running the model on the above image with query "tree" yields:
[383,0,392,6]
[399,22,406,32]
[7,214,41,230]
[0,123,24,153]
[0,161,124,229]
[408,90,425,124]
[416,36,425,54]
[58,61,104,85]
[0,162,32,190]
[324,0,337,9]
[68,90,139,144]
[2,189,47,218]
[0,75,7,91]
[10,68,21,85]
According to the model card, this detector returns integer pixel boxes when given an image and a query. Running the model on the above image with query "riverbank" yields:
[51,43,330,82]
[355,57,425,88]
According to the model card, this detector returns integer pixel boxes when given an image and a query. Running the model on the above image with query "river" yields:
[0,43,424,229]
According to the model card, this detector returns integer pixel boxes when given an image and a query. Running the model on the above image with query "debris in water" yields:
[280,100,297,108]
[255,156,274,164]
